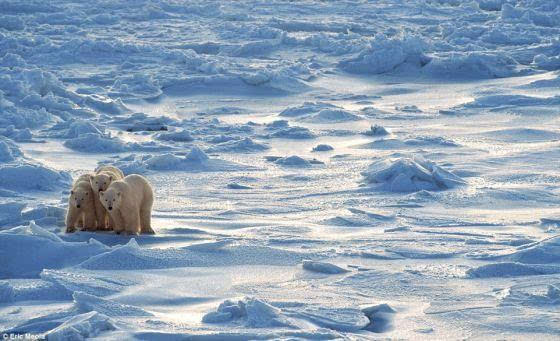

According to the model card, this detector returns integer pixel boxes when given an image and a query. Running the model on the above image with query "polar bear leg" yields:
[139,193,154,234]
[106,213,115,230]
[65,207,79,233]
[83,211,97,231]
[93,197,106,230]
[125,210,141,235]
[110,211,125,234]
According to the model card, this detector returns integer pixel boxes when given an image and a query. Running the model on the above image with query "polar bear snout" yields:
[108,206,112,210]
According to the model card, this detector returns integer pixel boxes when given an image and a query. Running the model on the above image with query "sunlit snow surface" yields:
[1,0,560,339]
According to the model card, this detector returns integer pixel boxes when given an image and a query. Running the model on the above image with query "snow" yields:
[1,0,560,339]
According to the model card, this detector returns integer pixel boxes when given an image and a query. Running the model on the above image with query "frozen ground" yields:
[1,0,560,339]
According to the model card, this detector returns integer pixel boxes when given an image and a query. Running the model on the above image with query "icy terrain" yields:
[1,0,560,339]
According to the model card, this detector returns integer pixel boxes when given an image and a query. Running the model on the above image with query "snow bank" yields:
[45,311,116,341]
[466,262,560,278]
[498,236,560,264]
[155,129,194,142]
[124,146,251,172]
[79,239,306,270]
[63,133,130,153]
[339,34,427,74]
[362,156,465,192]
[423,52,521,78]
[206,137,269,153]
[73,291,153,317]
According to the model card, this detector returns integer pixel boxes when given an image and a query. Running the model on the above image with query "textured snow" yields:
[1,0,559,338]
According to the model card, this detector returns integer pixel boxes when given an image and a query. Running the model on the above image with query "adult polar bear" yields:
[90,165,124,230]
[99,174,155,235]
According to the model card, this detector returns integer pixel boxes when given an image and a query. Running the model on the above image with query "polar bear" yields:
[90,165,125,230]
[66,174,97,233]
[99,174,155,235]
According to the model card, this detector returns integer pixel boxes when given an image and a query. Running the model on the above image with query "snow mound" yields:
[274,155,312,168]
[302,109,362,123]
[362,156,465,192]
[339,34,427,74]
[302,260,349,274]
[109,74,162,99]
[45,311,116,341]
[0,163,71,191]
[202,297,301,328]
[112,113,175,132]
[265,126,316,139]
[362,303,396,333]
[60,121,104,138]
[0,222,109,278]
[312,144,334,152]
[280,102,337,117]
[363,124,390,136]
[63,133,129,153]
[206,137,269,153]
[155,129,194,142]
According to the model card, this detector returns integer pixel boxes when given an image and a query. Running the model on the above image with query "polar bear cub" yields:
[66,174,96,233]
[99,174,155,235]
[90,165,125,230]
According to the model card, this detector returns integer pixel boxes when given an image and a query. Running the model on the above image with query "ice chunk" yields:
[155,129,194,142]
[45,311,116,341]
[302,260,349,274]
[203,297,302,328]
[362,156,465,192]
[312,144,334,152]
[206,137,269,153]
[339,34,427,74]
[73,291,152,317]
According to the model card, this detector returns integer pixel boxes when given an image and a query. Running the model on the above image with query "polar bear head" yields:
[70,185,90,209]
[90,173,114,193]
[99,187,122,212]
